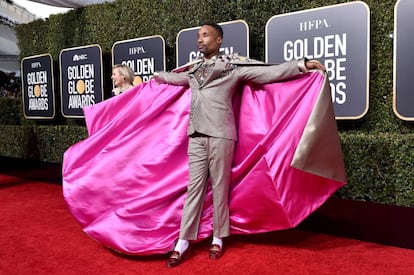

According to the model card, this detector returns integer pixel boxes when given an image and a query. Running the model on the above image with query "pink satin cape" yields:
[62,71,346,255]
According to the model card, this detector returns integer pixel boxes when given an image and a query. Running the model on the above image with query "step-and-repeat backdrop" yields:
[20,1,412,121]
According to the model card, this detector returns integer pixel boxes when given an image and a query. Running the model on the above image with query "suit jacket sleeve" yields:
[234,59,305,84]
[154,71,189,86]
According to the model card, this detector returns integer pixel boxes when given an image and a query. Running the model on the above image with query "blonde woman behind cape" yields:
[111,64,135,95]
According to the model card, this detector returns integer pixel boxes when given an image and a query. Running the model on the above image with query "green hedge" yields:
[0,125,37,159]
[35,125,88,161]
[337,133,414,207]
[1,0,412,207]
[0,97,24,125]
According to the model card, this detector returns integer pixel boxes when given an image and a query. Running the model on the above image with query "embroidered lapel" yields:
[199,60,226,87]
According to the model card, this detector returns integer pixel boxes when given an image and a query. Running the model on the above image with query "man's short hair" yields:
[202,22,223,38]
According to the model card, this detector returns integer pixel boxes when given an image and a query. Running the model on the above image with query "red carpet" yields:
[1,174,414,274]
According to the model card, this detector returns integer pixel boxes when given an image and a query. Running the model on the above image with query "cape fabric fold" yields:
[62,72,346,255]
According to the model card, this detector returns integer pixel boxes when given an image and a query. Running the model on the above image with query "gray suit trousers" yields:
[179,134,235,240]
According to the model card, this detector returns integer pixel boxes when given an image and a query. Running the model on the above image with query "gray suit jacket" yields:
[156,56,306,141]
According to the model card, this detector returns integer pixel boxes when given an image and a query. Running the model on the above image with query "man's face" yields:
[197,25,222,59]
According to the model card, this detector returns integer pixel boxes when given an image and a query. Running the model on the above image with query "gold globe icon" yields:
[133,76,142,86]
[34,85,41,97]
[76,80,86,94]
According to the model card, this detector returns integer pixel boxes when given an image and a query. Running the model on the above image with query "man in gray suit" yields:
[153,22,325,268]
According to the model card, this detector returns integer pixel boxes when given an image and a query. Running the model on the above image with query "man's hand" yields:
[151,72,164,84]
[305,59,326,71]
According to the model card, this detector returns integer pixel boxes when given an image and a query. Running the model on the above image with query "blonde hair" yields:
[112,64,135,85]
